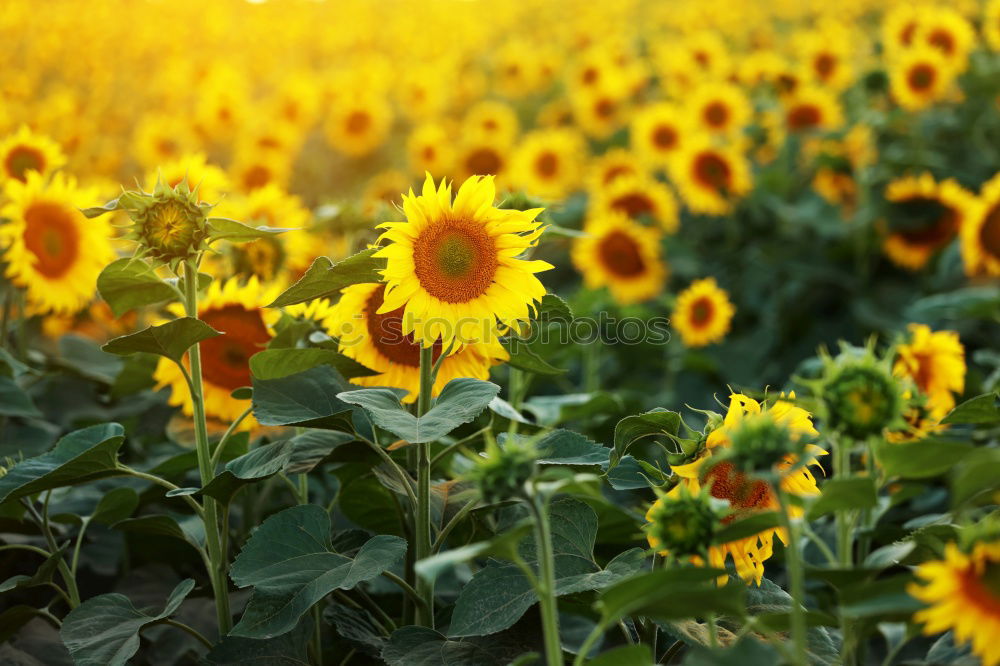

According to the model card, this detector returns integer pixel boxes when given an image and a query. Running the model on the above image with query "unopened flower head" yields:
[819,344,903,440]
[644,485,718,558]
[468,436,538,504]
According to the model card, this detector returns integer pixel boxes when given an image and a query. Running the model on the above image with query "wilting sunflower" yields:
[154,277,280,427]
[407,122,457,178]
[782,86,844,134]
[893,323,965,420]
[652,393,825,585]
[325,283,508,403]
[671,277,735,347]
[890,46,956,112]
[962,172,1000,276]
[882,174,973,270]
[590,173,679,233]
[145,153,230,204]
[686,82,752,137]
[511,128,586,200]
[909,541,1000,666]
[630,102,686,168]
[586,149,644,192]
[324,93,393,158]
[0,126,66,184]
[374,174,551,349]
[462,100,520,145]
[570,212,667,305]
[671,135,752,216]
[0,172,113,315]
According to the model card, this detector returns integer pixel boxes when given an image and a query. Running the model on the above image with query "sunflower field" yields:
[2,0,1000,664]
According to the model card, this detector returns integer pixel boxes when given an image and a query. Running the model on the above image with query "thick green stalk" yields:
[835,436,855,665]
[777,489,807,666]
[182,259,232,635]
[415,345,434,627]
[528,493,562,666]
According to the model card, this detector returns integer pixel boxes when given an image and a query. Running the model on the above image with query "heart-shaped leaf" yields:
[252,366,358,430]
[206,217,294,242]
[97,258,178,317]
[201,440,296,504]
[0,376,41,418]
[611,408,681,467]
[267,249,384,308]
[103,318,221,364]
[250,348,377,381]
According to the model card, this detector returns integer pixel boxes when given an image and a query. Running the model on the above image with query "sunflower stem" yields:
[835,435,856,665]
[527,489,562,666]
[415,345,435,627]
[181,258,232,635]
[777,488,808,666]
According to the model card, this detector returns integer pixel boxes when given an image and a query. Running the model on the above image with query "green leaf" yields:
[521,391,623,427]
[537,293,574,322]
[499,429,610,467]
[0,347,30,378]
[201,440,296,503]
[587,644,653,666]
[0,376,41,418]
[97,258,177,317]
[250,348,377,381]
[103,317,221,363]
[91,487,140,525]
[503,339,566,376]
[808,478,878,519]
[206,617,313,665]
[266,249,384,308]
[338,378,500,443]
[596,567,745,625]
[680,637,781,666]
[941,392,1000,425]
[252,366,357,430]
[0,423,125,505]
[873,438,974,479]
[448,499,646,637]
[206,217,293,242]
[230,505,407,639]
[415,522,533,584]
[950,447,1000,507]
[838,574,923,620]
[0,545,68,592]
[113,513,205,550]
[382,626,526,666]
[610,408,681,467]
[284,430,356,474]
[60,578,194,666]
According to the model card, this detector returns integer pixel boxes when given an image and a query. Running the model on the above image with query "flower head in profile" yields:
[818,343,905,440]
[374,174,552,350]
[467,435,538,504]
[644,484,719,559]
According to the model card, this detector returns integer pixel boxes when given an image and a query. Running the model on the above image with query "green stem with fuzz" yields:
[527,491,562,666]
[414,345,435,627]
[777,488,808,666]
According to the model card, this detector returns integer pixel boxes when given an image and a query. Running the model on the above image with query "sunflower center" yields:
[908,64,936,91]
[981,205,1000,260]
[815,53,836,79]
[156,138,179,159]
[595,97,615,119]
[22,201,80,279]
[364,284,442,367]
[901,22,916,45]
[703,102,729,128]
[958,561,1000,616]
[928,29,955,55]
[346,111,371,135]
[535,151,559,178]
[412,220,498,303]
[893,196,957,246]
[693,152,731,192]
[652,124,678,150]
[6,145,46,182]
[422,146,436,161]
[466,147,502,176]
[787,104,821,131]
[146,200,199,256]
[611,192,655,219]
[689,296,715,327]
[200,304,271,391]
[598,230,645,277]
[242,164,271,191]
[603,165,634,185]
[705,461,773,512]
[581,67,599,86]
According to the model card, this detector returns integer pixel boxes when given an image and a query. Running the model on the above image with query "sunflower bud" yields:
[468,437,538,504]
[644,486,718,558]
[819,344,903,440]
[727,412,800,474]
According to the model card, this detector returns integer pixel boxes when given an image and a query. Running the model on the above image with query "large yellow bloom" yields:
[454,137,511,189]
[326,283,508,404]
[511,128,586,201]
[154,277,280,428]
[0,171,113,315]
[893,323,965,420]
[909,541,1000,666]
[890,46,957,112]
[571,212,666,306]
[961,172,1000,276]
[648,393,825,585]
[0,125,66,185]
[882,174,973,270]
[374,174,551,349]
[670,135,752,216]
[671,277,735,348]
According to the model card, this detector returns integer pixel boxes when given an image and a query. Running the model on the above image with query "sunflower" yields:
[324,93,393,158]
[229,150,292,194]
[630,102,686,168]
[909,541,1000,666]
[737,49,788,89]
[374,174,551,349]
[650,393,825,585]
[671,277,735,347]
[794,24,855,92]
[570,212,667,305]
[986,0,1000,51]
[570,86,628,140]
[362,170,412,218]
[889,46,957,112]
[882,174,973,270]
[590,173,679,233]
[893,323,966,420]
[462,100,519,146]
[407,122,457,178]
[916,6,976,71]
[511,128,586,200]
[782,86,844,134]
[882,4,922,58]
[455,137,510,189]
[586,149,644,192]
[0,171,113,315]
[145,153,230,204]
[131,113,199,171]
[813,169,858,213]
[670,135,752,216]
[678,30,733,82]
[686,82,752,137]
[0,125,66,184]
[961,172,1000,276]
[325,283,508,403]
[153,277,280,427]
